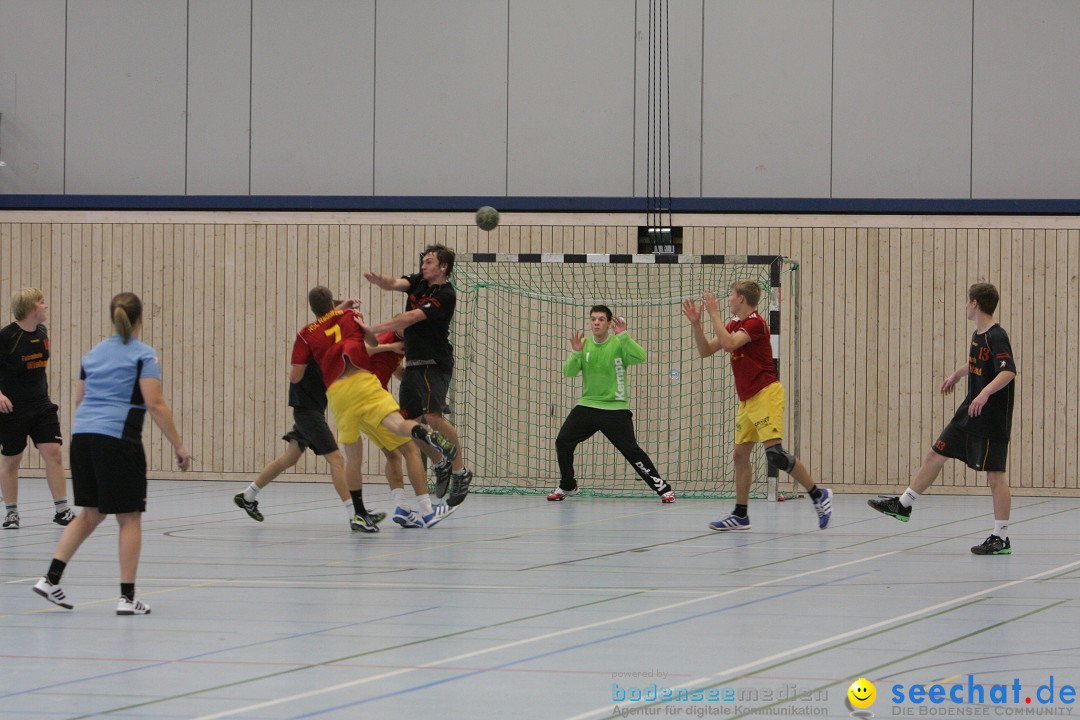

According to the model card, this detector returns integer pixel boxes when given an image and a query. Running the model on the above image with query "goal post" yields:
[448,253,794,500]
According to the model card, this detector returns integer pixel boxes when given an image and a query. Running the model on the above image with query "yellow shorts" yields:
[735,382,785,445]
[326,372,410,451]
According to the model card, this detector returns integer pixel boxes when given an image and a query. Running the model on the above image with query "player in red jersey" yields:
[290,287,456,531]
[683,281,832,532]
[367,331,444,528]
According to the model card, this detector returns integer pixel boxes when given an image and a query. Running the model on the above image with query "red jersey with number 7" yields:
[291,309,373,388]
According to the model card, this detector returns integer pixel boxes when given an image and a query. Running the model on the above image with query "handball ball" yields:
[475,206,500,232]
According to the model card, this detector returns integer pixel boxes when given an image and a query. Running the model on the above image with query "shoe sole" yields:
[117,609,151,615]
[972,548,1012,555]
[708,524,751,532]
[33,586,73,610]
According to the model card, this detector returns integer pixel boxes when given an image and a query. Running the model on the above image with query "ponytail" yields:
[109,292,142,344]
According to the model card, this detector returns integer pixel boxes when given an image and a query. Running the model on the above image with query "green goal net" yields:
[449,253,788,499]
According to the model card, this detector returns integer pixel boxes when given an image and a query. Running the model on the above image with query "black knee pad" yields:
[765,444,796,473]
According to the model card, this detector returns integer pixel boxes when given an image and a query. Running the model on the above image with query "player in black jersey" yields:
[364,245,473,508]
[0,288,73,529]
[869,283,1017,555]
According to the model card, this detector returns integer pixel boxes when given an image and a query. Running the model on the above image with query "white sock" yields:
[54,498,70,514]
[415,494,434,516]
[453,467,468,477]
[434,459,449,470]
[994,520,1009,539]
[343,500,355,519]
[390,487,406,509]
[899,488,920,508]
[243,483,260,502]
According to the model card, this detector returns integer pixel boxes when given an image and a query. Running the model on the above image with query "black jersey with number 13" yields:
[953,324,1016,442]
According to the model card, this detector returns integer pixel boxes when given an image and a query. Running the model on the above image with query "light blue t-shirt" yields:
[72,335,162,440]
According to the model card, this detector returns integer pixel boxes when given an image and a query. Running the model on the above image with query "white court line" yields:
[189,549,903,720]
[561,557,1080,720]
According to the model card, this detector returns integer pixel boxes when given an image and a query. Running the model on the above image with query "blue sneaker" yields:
[812,487,833,530]
[708,514,751,532]
[420,503,455,528]
[391,507,424,529]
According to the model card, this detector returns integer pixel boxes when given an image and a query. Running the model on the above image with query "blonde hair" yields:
[11,287,44,321]
[730,280,762,308]
[110,292,142,344]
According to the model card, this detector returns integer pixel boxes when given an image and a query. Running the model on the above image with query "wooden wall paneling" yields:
[1068,229,1080,490]
[51,225,68,438]
[1051,229,1066,488]
[821,227,838,482]
[807,227,824,479]
[845,228,861,488]
[1030,229,1045,489]
[3,214,1079,492]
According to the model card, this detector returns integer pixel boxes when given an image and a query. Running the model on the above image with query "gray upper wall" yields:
[1,0,1078,199]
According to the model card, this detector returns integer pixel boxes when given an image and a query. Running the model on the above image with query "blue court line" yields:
[286,571,871,719]
[0,605,439,700]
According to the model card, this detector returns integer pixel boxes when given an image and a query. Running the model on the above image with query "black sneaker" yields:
[53,509,76,526]
[867,496,911,522]
[233,493,264,522]
[2,510,19,529]
[433,461,452,499]
[350,513,383,533]
[971,534,1011,555]
[447,469,472,508]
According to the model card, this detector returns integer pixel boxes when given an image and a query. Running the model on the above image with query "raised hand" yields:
[681,299,702,323]
[363,271,394,290]
[703,290,720,314]
[570,330,584,352]
[612,316,627,335]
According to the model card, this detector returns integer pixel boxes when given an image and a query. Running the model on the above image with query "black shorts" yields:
[70,434,147,514]
[399,365,452,420]
[282,407,338,456]
[932,421,1009,473]
[0,402,63,456]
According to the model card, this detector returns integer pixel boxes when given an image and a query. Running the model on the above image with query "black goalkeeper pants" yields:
[555,405,670,496]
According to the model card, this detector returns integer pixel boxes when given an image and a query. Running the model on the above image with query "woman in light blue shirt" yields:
[34,292,190,615]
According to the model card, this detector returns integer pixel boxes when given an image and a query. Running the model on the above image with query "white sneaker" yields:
[33,577,73,609]
[547,487,580,501]
[420,503,455,528]
[116,596,151,615]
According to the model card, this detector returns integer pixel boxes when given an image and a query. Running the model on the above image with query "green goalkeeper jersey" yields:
[563,332,647,410]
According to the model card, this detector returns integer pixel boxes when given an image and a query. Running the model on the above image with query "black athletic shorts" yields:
[399,364,452,420]
[932,420,1009,473]
[0,402,63,456]
[70,433,147,514]
[282,406,338,456]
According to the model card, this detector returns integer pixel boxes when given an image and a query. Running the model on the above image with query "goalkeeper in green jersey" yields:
[549,305,674,503]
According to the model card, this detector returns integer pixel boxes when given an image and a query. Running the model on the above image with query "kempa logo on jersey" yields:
[614,357,626,400]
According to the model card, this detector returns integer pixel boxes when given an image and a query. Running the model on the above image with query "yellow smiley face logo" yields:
[847,678,876,709]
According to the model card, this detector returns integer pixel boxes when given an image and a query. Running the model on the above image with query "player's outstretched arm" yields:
[613,318,647,365]
[683,299,721,357]
[363,271,410,292]
[564,331,585,377]
[370,309,427,336]
[704,291,750,353]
